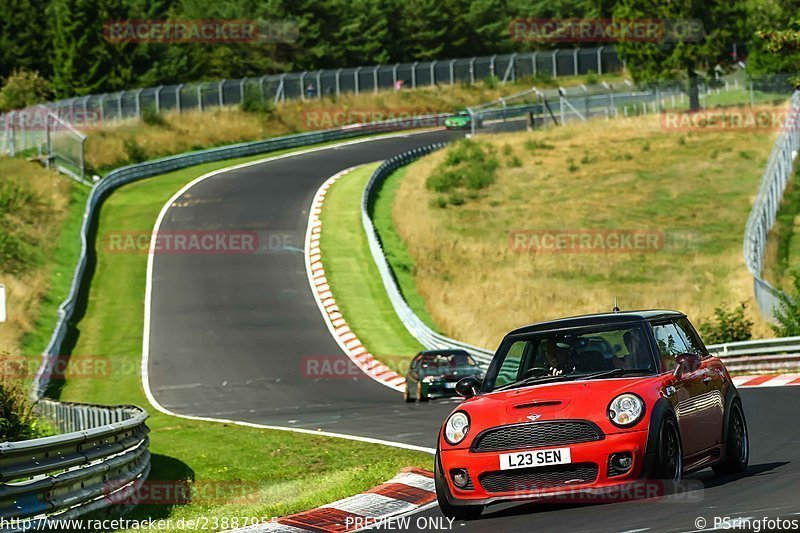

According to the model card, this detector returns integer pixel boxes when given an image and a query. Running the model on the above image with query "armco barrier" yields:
[361,144,496,365]
[0,400,149,532]
[31,115,450,399]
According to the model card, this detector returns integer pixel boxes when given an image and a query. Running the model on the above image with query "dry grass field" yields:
[84,73,623,171]
[392,111,781,349]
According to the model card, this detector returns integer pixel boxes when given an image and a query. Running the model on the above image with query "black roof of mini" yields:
[507,310,685,336]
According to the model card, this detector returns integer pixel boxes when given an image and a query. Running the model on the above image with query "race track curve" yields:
[145,128,800,532]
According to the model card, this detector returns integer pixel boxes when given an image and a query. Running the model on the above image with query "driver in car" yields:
[545,338,575,375]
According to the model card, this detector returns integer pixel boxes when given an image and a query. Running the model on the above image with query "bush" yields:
[507,155,522,168]
[0,69,51,111]
[700,303,754,344]
[141,106,169,128]
[484,74,499,89]
[772,269,800,337]
[426,139,498,196]
[585,70,599,85]
[0,356,44,442]
[240,86,275,116]
[123,137,147,164]
[524,139,555,152]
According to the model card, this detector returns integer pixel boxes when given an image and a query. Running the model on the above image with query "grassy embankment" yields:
[56,148,432,532]
[388,112,782,349]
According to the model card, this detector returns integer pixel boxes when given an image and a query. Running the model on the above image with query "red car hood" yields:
[444,375,668,450]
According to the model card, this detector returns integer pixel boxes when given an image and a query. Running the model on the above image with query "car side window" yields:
[494,341,527,388]
[674,318,707,357]
[651,323,688,371]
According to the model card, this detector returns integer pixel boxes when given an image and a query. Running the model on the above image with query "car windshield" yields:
[420,353,478,374]
[482,324,656,392]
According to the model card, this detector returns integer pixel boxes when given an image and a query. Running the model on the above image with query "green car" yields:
[444,110,472,130]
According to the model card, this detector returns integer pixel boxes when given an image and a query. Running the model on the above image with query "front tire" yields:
[435,454,483,520]
[654,416,683,484]
[713,401,749,475]
[404,385,414,403]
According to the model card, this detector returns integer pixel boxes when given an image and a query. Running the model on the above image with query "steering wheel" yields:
[522,367,549,379]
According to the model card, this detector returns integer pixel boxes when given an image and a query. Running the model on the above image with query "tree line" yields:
[0,0,797,103]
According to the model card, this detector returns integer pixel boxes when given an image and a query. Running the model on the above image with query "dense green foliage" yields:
[773,271,800,337]
[0,0,797,105]
[426,139,498,206]
[700,303,754,344]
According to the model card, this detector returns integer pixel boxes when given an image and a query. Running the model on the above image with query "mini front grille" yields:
[479,463,599,493]
[471,421,603,452]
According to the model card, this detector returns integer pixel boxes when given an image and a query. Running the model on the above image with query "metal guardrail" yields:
[708,337,800,372]
[742,91,800,319]
[361,144,496,365]
[0,400,149,532]
[31,115,451,399]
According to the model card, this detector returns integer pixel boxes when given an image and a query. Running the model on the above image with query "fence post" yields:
[45,112,51,168]
[239,78,246,104]
[552,50,558,77]
[335,69,342,96]
[134,89,143,119]
[532,52,537,78]
[218,80,225,107]
[469,58,476,84]
[176,84,184,112]
[299,72,306,101]
[316,70,322,98]
[430,61,436,85]
[154,86,163,113]
[373,66,379,93]
[489,55,496,78]
[411,62,418,88]
[573,48,579,75]
[80,136,86,181]
[8,111,15,157]
[354,67,361,94]
[117,92,123,119]
[197,84,203,112]
[98,94,106,125]
[597,46,603,76]
[392,64,398,88]
[449,60,455,84]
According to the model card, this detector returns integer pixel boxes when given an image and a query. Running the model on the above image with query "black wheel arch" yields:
[641,396,678,479]
[720,384,744,452]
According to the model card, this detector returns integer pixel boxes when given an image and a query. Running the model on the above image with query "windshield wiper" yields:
[576,368,652,380]
[495,373,579,392]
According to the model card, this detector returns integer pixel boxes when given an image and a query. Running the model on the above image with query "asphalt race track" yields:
[147,130,460,447]
[147,129,800,531]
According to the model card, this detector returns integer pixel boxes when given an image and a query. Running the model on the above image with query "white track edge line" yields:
[141,131,439,455]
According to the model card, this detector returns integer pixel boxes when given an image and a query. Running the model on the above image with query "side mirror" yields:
[673,352,702,379]
[455,376,480,398]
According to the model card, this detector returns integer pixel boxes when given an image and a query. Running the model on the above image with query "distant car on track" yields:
[444,110,472,130]
[404,349,484,403]
[435,310,749,519]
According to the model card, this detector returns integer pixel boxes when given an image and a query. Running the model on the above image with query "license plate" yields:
[499,447,572,471]
[444,382,456,389]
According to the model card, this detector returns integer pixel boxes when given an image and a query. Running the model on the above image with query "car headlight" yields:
[608,393,645,427]
[444,411,470,445]
[422,376,435,383]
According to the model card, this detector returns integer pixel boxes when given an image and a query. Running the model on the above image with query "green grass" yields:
[371,167,440,332]
[21,184,90,357]
[319,164,424,373]
[54,145,432,532]
[766,167,800,289]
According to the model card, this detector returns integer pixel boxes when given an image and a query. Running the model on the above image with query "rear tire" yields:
[418,382,429,402]
[435,454,483,520]
[654,416,682,485]
[713,401,749,475]
[404,385,414,403]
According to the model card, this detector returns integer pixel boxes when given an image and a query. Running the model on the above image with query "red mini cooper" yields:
[435,310,749,519]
